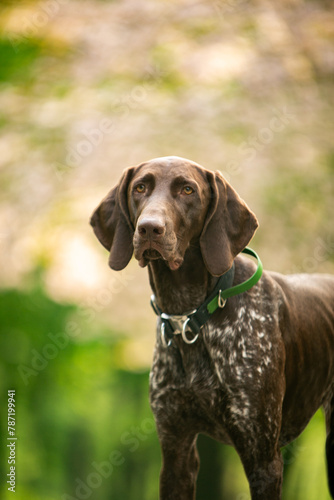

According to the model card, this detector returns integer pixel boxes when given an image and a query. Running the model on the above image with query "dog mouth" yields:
[143,249,162,260]
[137,245,183,271]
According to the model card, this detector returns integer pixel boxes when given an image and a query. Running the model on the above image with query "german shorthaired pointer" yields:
[90,156,334,500]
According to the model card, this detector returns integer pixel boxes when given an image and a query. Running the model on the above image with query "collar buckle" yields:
[160,311,198,346]
[160,311,195,335]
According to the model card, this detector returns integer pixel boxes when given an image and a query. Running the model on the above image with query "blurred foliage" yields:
[0,36,71,91]
[0,282,161,500]
[0,38,42,85]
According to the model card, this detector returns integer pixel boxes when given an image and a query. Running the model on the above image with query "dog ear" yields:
[90,167,135,271]
[200,170,258,276]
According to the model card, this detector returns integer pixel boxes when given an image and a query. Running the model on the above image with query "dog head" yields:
[90,156,258,276]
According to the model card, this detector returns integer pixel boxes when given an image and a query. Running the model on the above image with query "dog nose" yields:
[138,217,166,240]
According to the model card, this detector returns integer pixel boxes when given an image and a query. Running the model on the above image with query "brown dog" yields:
[90,156,334,499]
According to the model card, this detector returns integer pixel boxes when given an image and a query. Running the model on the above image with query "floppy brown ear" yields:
[200,170,258,276]
[90,167,135,271]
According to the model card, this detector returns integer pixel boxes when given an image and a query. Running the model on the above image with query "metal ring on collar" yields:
[218,290,227,308]
[161,322,172,348]
[182,318,199,344]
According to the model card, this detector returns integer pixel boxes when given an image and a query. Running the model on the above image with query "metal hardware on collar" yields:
[159,310,197,347]
[218,290,227,309]
[160,311,196,336]
[182,318,199,344]
[150,295,160,316]
[150,247,263,348]
[161,322,172,348]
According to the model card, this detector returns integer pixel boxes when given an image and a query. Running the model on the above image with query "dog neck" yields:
[147,243,218,316]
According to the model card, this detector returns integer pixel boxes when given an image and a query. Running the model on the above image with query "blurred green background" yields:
[0,0,333,499]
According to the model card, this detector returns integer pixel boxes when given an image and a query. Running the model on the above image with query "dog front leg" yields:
[240,449,284,500]
[158,433,199,500]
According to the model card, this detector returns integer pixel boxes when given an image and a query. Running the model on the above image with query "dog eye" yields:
[183,186,194,195]
[135,184,146,194]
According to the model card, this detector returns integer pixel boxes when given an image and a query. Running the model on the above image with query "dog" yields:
[90,156,334,499]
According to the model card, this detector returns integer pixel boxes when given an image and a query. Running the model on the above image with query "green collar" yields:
[150,246,263,347]
[207,246,263,314]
